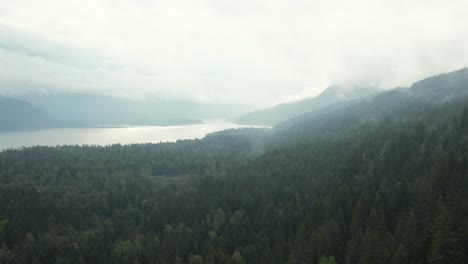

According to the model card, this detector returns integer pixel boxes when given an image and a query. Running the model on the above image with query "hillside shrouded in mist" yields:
[1,1,468,264]
[1,68,467,263]
[0,69,468,264]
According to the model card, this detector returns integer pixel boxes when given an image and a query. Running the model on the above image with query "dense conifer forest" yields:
[0,70,467,263]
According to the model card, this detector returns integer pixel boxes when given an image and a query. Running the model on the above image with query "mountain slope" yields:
[0,69,467,263]
[18,94,253,126]
[234,85,377,126]
[273,98,362,130]
[0,97,60,132]
[271,68,468,146]
[411,67,468,97]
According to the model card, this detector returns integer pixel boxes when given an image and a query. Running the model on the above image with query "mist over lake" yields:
[0,120,258,149]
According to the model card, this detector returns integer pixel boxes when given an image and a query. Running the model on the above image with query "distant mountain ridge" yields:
[0,93,253,132]
[0,97,85,132]
[410,67,468,99]
[270,67,468,145]
[234,85,377,126]
[3,68,466,133]
[0,97,49,132]
[18,94,253,126]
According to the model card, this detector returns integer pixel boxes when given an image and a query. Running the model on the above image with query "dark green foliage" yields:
[0,69,467,263]
[0,102,466,263]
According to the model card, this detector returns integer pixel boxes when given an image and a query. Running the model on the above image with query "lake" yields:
[0,120,261,150]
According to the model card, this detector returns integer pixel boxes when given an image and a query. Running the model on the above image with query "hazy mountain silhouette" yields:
[234,85,377,126]
[0,97,86,132]
[17,94,254,126]
[271,68,468,145]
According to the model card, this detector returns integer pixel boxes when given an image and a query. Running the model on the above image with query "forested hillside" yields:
[272,68,468,145]
[0,70,467,263]
[234,86,376,126]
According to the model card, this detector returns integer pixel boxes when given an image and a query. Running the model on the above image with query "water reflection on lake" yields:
[0,120,261,150]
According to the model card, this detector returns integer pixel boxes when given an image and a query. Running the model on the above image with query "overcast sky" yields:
[0,0,467,106]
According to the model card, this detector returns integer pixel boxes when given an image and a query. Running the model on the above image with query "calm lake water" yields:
[0,120,260,150]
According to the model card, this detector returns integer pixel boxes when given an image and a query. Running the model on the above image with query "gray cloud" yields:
[0,0,467,106]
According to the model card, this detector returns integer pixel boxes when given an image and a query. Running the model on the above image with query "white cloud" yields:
[0,0,467,105]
